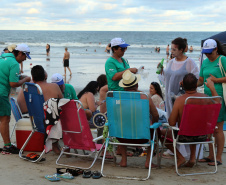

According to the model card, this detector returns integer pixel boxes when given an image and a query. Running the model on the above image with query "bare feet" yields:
[145,162,158,169]
[64,148,71,158]
[52,142,61,155]
[119,160,127,167]
[184,160,195,168]
[177,157,186,168]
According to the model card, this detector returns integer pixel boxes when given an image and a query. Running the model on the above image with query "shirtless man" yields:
[166,73,219,168]
[118,70,159,168]
[17,65,63,154]
[189,46,193,52]
[63,47,72,76]
[166,44,170,59]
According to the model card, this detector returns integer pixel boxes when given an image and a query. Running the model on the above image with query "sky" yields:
[0,0,225,31]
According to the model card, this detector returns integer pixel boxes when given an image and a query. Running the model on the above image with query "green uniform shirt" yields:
[200,55,226,96]
[0,53,20,97]
[63,83,78,100]
[105,57,130,91]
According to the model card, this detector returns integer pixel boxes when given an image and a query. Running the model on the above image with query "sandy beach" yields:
[1,97,226,185]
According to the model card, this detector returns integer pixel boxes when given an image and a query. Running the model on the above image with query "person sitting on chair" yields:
[163,73,219,168]
[118,70,159,168]
[17,65,63,154]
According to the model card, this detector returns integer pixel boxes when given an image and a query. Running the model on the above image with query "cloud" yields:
[27,8,39,14]
[0,0,225,31]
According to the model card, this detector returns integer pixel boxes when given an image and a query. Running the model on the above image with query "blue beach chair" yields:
[101,91,161,180]
[10,97,23,139]
[19,82,45,163]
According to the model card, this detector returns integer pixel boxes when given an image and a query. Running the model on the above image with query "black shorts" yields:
[64,59,69,67]
[46,49,50,53]
[174,130,207,142]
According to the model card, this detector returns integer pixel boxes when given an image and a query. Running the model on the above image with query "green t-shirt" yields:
[200,55,226,96]
[63,83,78,100]
[105,57,130,91]
[0,53,20,96]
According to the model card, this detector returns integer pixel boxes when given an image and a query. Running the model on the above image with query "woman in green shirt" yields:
[198,39,226,166]
[105,38,138,91]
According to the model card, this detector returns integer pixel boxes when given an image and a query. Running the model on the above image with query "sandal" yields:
[57,172,74,179]
[92,171,102,179]
[83,170,92,178]
[198,157,213,163]
[45,175,60,182]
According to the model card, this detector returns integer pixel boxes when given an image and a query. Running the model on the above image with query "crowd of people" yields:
[0,37,225,170]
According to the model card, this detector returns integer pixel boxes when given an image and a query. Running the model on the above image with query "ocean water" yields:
[0,31,218,92]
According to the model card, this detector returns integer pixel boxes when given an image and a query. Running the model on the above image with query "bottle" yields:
[156,58,164,74]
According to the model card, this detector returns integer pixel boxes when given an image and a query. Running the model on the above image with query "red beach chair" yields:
[171,96,221,176]
[56,100,104,169]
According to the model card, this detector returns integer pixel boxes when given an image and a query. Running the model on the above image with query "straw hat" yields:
[7,44,17,52]
[119,70,141,88]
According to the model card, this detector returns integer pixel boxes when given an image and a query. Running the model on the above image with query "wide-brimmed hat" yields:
[51,73,64,86]
[119,70,141,88]
[7,44,17,52]
[15,43,31,59]
[110,38,130,48]
[202,39,217,54]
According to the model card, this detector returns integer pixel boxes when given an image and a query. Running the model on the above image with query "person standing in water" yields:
[46,44,50,56]
[63,47,72,76]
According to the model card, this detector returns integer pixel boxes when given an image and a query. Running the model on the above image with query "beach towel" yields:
[43,98,70,153]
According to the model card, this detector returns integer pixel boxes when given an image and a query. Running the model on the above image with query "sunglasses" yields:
[119,47,127,52]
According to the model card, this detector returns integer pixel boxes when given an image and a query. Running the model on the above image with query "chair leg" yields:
[101,138,109,177]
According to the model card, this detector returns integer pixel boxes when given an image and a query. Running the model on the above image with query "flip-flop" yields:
[198,157,213,163]
[45,175,60,182]
[92,171,102,179]
[57,173,74,179]
[208,161,222,166]
[28,154,46,162]
[83,170,92,178]
[22,152,36,159]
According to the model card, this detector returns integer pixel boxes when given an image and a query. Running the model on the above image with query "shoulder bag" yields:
[218,56,226,104]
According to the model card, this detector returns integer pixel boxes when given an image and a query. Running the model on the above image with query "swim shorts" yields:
[64,59,69,67]
[46,49,50,53]
[166,52,169,55]
[173,130,207,142]
[0,96,11,116]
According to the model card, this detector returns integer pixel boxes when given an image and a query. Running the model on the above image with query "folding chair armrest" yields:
[150,122,162,129]
[170,126,179,131]
[162,122,169,128]
[93,135,104,142]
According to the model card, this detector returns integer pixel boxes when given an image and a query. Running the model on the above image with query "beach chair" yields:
[56,100,105,169]
[101,91,161,180]
[170,96,221,176]
[10,97,23,139]
[19,82,46,163]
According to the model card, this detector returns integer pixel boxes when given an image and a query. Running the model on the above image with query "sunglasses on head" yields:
[119,47,127,52]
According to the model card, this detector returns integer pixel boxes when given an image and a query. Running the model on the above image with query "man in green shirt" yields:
[0,44,31,154]
[51,73,78,100]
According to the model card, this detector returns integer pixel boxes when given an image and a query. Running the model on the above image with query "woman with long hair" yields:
[149,82,164,111]
[198,39,226,166]
[78,81,99,120]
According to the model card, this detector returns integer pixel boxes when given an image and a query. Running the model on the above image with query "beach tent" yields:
[201,31,226,51]
[200,31,226,65]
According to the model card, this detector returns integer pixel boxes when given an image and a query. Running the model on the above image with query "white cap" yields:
[51,73,64,85]
[202,39,217,54]
[15,43,31,59]
[110,38,130,48]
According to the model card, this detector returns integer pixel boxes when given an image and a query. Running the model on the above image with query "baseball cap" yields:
[15,43,31,59]
[110,38,130,48]
[51,73,64,86]
[202,39,217,54]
